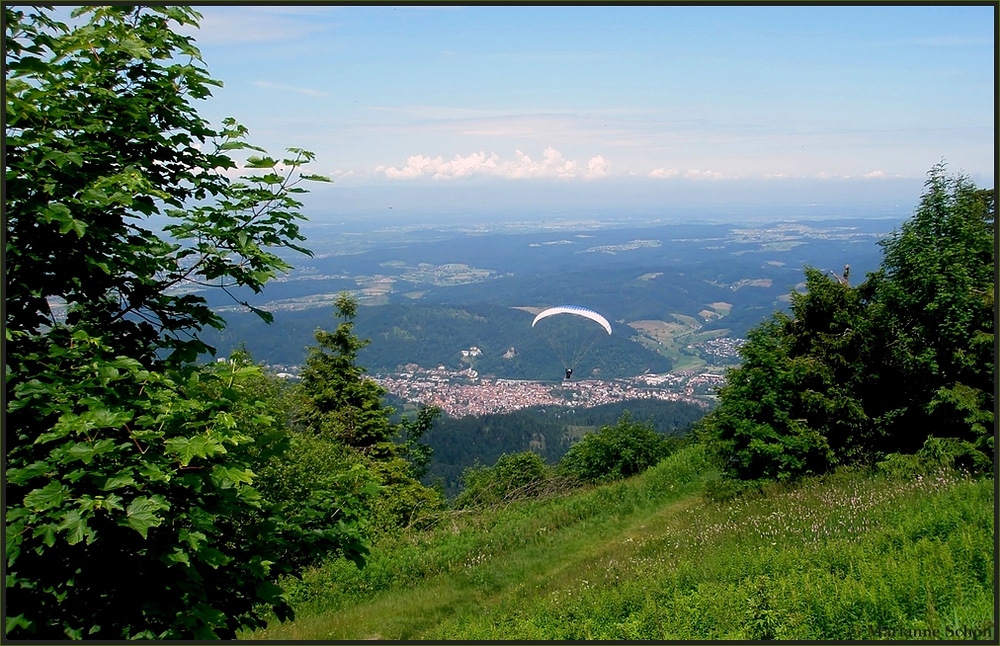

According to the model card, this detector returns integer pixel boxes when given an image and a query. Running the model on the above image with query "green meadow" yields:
[246,445,994,641]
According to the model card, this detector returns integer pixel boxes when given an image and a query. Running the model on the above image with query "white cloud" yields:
[375,152,499,179]
[647,168,734,179]
[816,169,909,180]
[683,168,725,180]
[648,167,725,180]
[376,148,606,180]
[585,155,609,179]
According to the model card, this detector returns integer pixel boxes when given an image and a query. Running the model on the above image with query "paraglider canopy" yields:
[531,305,613,378]
[531,305,612,335]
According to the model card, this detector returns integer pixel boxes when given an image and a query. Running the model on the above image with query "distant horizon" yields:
[292,174,928,228]
[289,203,914,241]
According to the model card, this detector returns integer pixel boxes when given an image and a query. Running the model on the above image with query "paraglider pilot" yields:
[565,368,573,380]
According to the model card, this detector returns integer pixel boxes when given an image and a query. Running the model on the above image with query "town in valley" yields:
[264,360,732,418]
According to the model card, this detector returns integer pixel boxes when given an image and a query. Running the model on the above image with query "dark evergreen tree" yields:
[294,293,396,451]
[699,269,866,481]
[290,293,444,534]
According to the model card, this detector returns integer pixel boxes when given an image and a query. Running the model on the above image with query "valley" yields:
[201,216,901,386]
[197,215,905,496]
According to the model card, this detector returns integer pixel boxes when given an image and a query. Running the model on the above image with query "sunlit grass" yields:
[245,448,993,641]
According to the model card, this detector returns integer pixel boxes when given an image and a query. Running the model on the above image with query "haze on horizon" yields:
[181,5,994,221]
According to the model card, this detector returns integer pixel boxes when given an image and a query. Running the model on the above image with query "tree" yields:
[290,293,445,534]
[698,269,867,482]
[5,6,357,639]
[292,294,396,451]
[700,164,994,483]
[454,451,555,509]
[5,6,321,367]
[558,412,677,483]
[205,350,379,576]
[865,164,994,453]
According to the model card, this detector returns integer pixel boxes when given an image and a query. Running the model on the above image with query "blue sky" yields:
[179,4,994,220]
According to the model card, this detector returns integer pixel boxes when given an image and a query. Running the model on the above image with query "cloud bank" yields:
[375,148,609,180]
[649,168,726,180]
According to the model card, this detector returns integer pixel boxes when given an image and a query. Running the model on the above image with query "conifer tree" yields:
[291,293,444,533]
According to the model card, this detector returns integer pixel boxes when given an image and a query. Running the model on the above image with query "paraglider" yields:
[531,305,612,379]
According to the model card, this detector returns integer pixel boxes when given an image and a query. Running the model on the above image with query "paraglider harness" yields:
[565,368,573,380]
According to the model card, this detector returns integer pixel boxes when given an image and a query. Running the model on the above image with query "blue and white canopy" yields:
[531,305,612,335]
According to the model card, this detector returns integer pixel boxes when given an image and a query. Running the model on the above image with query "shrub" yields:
[367,456,446,534]
[557,412,677,483]
[917,436,992,474]
[455,451,556,508]
[878,436,992,478]
[875,452,929,479]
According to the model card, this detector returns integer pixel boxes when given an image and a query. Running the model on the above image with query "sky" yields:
[175,4,995,222]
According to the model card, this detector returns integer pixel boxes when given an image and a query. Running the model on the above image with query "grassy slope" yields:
[246,445,994,641]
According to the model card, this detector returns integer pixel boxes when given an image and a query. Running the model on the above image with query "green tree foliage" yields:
[212,350,379,573]
[293,294,395,450]
[699,269,868,481]
[701,164,994,482]
[864,165,995,453]
[394,404,439,481]
[558,412,679,483]
[290,294,445,534]
[454,451,557,508]
[4,6,365,639]
[5,6,321,367]
[5,332,379,639]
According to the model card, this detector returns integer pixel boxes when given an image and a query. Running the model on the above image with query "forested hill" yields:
[210,302,673,379]
[404,398,706,497]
